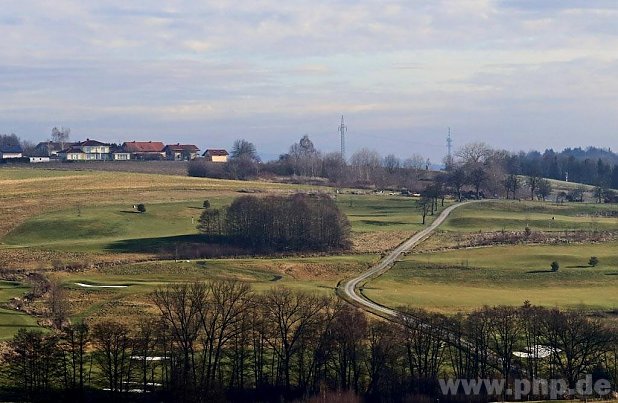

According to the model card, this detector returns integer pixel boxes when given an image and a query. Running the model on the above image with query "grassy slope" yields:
[1,167,440,330]
[442,200,618,232]
[365,201,618,313]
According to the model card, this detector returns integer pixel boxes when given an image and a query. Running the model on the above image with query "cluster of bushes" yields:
[1,283,616,402]
[198,194,351,252]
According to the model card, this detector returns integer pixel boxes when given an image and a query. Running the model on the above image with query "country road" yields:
[340,200,474,318]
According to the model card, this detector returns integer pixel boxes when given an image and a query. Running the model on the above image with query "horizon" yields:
[2,1,618,162]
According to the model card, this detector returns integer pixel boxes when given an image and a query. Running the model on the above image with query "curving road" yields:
[340,200,474,318]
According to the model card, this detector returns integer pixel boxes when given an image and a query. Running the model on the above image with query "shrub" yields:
[550,261,559,272]
[203,200,210,209]
[136,204,146,213]
[588,256,599,267]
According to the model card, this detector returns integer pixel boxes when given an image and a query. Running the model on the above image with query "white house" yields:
[0,145,23,159]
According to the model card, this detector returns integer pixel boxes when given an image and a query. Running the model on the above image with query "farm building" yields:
[203,149,229,163]
[122,141,166,160]
[0,145,23,159]
[164,144,200,160]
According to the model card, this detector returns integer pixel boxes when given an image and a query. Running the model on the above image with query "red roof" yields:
[203,149,229,156]
[122,141,165,153]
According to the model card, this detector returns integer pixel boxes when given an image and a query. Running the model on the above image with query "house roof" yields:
[59,146,85,154]
[79,139,109,147]
[164,144,200,152]
[0,144,23,153]
[203,149,229,156]
[122,141,165,153]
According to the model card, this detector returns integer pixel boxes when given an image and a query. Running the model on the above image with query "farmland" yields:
[0,166,438,337]
[365,201,618,314]
[1,166,617,337]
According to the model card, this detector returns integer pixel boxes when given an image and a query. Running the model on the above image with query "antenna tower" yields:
[338,115,347,160]
[447,127,453,157]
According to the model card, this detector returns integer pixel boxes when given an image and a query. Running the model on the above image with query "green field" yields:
[59,255,378,321]
[2,193,437,252]
[442,200,618,232]
[365,242,618,313]
[0,281,39,339]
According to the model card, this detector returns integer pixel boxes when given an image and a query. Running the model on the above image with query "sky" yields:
[1,0,618,162]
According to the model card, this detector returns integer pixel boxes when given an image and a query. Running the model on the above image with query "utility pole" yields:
[338,115,347,161]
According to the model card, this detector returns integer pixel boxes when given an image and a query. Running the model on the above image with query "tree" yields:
[416,196,432,225]
[51,127,70,149]
[48,279,69,329]
[593,186,606,204]
[447,167,467,201]
[536,178,552,201]
[455,142,491,165]
[468,166,488,199]
[136,203,146,213]
[589,256,599,267]
[203,200,211,209]
[382,154,400,174]
[197,208,222,236]
[288,135,321,177]
[61,321,90,395]
[231,139,260,162]
[92,321,134,394]
[503,174,520,199]
[403,154,426,170]
[3,329,64,397]
[525,175,541,200]
[551,261,560,272]
[350,148,381,183]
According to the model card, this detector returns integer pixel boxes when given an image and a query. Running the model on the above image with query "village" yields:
[0,139,228,163]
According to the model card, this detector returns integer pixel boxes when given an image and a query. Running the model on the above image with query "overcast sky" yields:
[2,0,617,161]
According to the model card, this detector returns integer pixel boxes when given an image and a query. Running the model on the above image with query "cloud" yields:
[1,0,617,161]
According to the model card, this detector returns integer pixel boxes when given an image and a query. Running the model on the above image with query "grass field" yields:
[0,281,39,339]
[0,166,440,332]
[56,255,378,322]
[3,166,617,333]
[365,242,618,313]
[442,200,618,233]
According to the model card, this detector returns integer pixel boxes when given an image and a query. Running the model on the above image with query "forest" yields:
[2,281,615,402]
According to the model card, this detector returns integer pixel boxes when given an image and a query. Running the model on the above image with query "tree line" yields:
[197,194,351,252]
[1,282,616,402]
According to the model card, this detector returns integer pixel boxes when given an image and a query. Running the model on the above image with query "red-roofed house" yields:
[202,149,229,163]
[122,141,166,160]
[163,144,200,161]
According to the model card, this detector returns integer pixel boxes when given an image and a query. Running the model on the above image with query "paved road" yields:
[340,200,474,318]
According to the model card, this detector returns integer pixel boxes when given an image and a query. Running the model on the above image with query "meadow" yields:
[0,166,439,336]
[365,201,618,313]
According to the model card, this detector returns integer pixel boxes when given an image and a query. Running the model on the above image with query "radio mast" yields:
[338,116,347,161]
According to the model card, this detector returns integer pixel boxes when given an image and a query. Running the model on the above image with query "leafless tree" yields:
[455,142,492,165]
[92,320,134,394]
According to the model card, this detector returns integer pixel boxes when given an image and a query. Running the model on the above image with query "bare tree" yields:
[48,279,69,329]
[51,127,71,149]
[455,142,491,165]
[525,175,541,200]
[92,321,134,394]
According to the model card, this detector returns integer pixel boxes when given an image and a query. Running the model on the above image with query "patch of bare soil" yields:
[415,230,618,253]
[351,231,412,253]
